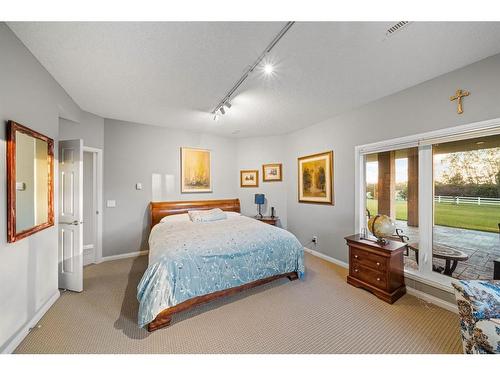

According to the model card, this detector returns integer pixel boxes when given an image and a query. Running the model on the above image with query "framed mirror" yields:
[7,121,54,242]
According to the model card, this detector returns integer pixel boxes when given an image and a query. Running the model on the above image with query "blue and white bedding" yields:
[137,214,305,327]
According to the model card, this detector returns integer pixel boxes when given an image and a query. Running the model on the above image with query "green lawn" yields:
[366,199,500,233]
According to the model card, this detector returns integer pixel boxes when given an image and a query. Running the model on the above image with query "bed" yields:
[137,199,305,331]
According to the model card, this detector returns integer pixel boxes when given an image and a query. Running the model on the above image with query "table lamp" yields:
[254,194,265,218]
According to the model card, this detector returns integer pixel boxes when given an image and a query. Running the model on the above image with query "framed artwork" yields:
[181,147,212,193]
[240,170,259,187]
[262,163,282,182]
[298,151,334,205]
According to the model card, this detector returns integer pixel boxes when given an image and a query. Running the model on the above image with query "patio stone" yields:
[395,220,499,280]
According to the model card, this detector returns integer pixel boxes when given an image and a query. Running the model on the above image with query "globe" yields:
[367,214,395,243]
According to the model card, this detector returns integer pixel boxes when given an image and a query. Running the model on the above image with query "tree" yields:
[496,171,500,196]
[316,166,326,190]
[441,148,500,185]
[303,168,312,191]
[399,185,408,201]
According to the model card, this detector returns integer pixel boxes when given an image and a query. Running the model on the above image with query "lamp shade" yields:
[254,194,265,205]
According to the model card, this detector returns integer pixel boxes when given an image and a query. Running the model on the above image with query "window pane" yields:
[364,147,419,272]
[432,134,500,280]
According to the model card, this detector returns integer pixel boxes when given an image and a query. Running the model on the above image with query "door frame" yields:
[83,146,103,263]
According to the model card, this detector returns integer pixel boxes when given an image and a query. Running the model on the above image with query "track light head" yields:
[219,106,226,115]
[213,113,219,121]
[224,101,232,109]
[264,64,274,75]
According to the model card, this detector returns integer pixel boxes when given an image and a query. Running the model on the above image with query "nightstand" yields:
[255,216,279,226]
[345,234,406,304]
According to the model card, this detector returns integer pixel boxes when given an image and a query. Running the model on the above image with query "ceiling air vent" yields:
[386,21,411,36]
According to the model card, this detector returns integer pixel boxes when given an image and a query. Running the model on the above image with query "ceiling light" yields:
[220,106,226,115]
[264,64,274,75]
[224,101,232,109]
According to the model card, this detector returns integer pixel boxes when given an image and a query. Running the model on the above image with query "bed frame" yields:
[147,198,299,331]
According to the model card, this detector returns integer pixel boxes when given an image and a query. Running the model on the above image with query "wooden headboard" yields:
[150,199,241,228]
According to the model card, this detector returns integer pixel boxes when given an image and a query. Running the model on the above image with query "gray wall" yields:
[59,110,104,149]
[236,136,288,228]
[285,53,500,264]
[0,23,81,352]
[102,119,238,256]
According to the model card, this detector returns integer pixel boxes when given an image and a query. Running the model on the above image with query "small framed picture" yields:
[262,163,282,182]
[240,170,259,187]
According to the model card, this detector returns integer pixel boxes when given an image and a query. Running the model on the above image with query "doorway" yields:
[83,146,103,266]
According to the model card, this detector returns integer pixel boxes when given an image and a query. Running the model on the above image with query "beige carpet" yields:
[15,253,462,354]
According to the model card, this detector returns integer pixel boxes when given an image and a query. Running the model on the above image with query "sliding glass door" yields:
[359,124,500,287]
[432,134,500,280]
[363,147,420,272]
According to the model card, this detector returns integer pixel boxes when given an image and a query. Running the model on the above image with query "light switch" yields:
[106,200,116,208]
[136,183,142,190]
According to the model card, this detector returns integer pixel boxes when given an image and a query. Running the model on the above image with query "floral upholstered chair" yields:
[452,280,500,354]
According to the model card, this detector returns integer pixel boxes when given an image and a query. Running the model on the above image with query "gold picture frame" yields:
[298,151,334,205]
[240,170,259,187]
[181,147,212,193]
[262,163,282,182]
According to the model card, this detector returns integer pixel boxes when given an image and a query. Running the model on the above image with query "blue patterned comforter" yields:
[137,215,305,326]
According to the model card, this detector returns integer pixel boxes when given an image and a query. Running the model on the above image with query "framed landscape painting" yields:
[240,170,259,187]
[262,163,282,182]
[298,151,334,205]
[181,147,212,193]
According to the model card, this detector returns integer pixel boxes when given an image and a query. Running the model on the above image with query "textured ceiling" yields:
[8,22,500,137]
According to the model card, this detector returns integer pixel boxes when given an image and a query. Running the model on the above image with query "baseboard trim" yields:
[1,290,60,354]
[406,286,458,314]
[304,247,458,314]
[304,247,349,269]
[98,250,149,263]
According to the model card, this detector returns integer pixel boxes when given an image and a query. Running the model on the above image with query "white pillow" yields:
[226,211,241,218]
[188,208,227,222]
[159,213,190,223]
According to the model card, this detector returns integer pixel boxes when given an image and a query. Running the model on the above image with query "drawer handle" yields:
[354,269,359,273]
[376,262,380,266]
[376,277,381,281]
[354,255,358,259]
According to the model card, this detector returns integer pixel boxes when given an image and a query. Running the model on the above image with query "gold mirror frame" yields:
[6,121,54,242]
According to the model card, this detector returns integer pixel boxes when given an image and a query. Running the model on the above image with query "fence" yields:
[434,195,500,206]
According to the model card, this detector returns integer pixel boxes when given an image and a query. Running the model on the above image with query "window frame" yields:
[354,117,500,292]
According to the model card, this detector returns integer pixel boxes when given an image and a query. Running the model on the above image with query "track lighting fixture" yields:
[210,21,294,121]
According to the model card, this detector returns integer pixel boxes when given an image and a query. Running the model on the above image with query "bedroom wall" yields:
[102,119,238,257]
[59,110,104,149]
[284,53,500,301]
[0,23,82,352]
[236,136,288,228]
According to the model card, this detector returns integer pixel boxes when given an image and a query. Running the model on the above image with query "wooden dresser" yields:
[345,234,406,304]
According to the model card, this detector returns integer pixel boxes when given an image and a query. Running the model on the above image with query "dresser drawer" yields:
[351,262,387,289]
[350,248,387,271]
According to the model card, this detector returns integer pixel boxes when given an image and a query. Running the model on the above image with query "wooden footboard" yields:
[147,271,299,332]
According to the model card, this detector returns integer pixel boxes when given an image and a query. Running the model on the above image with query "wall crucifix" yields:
[450,89,470,114]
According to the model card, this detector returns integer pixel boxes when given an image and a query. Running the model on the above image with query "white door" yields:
[58,139,84,292]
